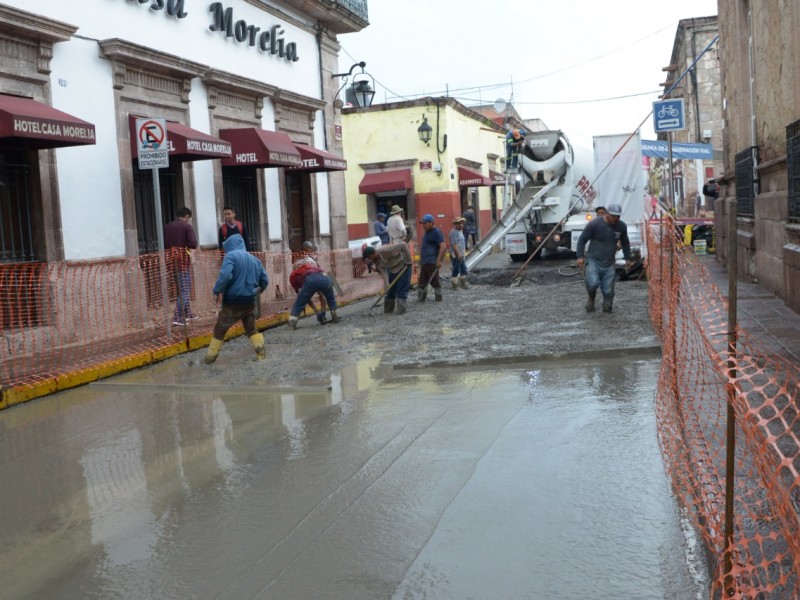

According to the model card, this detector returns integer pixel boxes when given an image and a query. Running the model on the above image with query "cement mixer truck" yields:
[464,130,596,270]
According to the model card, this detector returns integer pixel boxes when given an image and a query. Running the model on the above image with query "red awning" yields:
[489,169,507,185]
[0,94,96,149]
[358,169,413,194]
[129,116,232,161]
[219,128,302,168]
[288,144,347,172]
[458,166,491,187]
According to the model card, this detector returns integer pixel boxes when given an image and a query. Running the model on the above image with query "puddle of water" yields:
[0,356,706,599]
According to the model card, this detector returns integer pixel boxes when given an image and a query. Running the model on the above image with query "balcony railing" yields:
[335,0,368,22]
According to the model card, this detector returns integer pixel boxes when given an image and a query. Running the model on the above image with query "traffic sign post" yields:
[135,117,173,332]
[653,99,685,133]
[653,100,686,214]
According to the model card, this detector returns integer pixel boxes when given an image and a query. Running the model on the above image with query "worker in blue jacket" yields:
[205,234,269,364]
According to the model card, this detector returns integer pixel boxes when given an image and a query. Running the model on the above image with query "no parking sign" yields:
[135,117,169,169]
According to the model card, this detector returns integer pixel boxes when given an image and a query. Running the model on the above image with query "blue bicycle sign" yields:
[653,99,685,133]
[657,105,679,118]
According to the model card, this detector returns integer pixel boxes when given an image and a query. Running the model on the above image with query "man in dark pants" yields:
[417,213,446,303]
[205,234,268,364]
[362,242,413,315]
[462,204,477,249]
[575,203,633,314]
[163,206,198,325]
[287,260,339,330]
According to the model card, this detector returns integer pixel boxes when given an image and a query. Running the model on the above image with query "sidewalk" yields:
[703,255,800,364]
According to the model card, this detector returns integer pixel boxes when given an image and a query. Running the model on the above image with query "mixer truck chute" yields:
[464,130,595,271]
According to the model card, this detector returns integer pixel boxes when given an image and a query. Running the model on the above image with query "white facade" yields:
[0,0,360,261]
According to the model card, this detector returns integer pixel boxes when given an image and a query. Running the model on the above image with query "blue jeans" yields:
[585,259,616,299]
[387,265,411,300]
[291,273,337,317]
[451,257,468,278]
[174,270,192,320]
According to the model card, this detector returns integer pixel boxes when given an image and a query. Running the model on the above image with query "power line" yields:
[339,22,678,107]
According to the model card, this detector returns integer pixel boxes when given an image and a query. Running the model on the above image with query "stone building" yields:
[658,16,723,215]
[0,0,367,266]
[715,2,800,313]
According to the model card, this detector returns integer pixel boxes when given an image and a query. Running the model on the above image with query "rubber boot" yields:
[459,276,470,289]
[288,316,298,330]
[418,288,427,303]
[434,289,443,302]
[602,298,613,314]
[204,337,224,364]
[249,333,266,360]
[451,277,459,289]
[384,298,395,314]
[330,309,340,323]
[585,289,597,313]
[395,298,407,315]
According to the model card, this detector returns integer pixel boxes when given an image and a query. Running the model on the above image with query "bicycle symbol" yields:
[658,105,679,118]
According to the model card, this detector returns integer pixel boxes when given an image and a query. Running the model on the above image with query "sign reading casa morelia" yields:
[122,0,300,62]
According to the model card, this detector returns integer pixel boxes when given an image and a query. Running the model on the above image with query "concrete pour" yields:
[125,251,660,387]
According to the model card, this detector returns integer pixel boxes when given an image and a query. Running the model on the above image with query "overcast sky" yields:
[339,0,719,154]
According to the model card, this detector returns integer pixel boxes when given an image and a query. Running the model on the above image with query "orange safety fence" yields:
[647,218,800,599]
[0,246,406,405]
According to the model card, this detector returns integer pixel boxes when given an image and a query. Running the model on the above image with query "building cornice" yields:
[0,4,78,43]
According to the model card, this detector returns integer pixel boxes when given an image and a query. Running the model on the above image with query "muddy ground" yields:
[138,250,659,387]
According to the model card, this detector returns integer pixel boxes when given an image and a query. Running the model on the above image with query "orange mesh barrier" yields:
[0,247,385,400]
[647,218,800,598]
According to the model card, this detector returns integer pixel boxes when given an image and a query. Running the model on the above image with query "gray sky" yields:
[339,0,719,154]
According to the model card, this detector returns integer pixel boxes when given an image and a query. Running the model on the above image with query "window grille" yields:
[222,166,261,252]
[0,156,36,263]
[735,146,759,217]
[787,120,800,222]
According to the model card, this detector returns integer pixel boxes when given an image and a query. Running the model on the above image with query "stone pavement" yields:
[703,255,800,364]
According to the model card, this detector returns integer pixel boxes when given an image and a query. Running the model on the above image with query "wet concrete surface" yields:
[0,252,706,599]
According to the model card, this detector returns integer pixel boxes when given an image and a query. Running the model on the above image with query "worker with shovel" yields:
[417,214,446,303]
[292,241,332,325]
[287,257,340,330]
[362,242,413,315]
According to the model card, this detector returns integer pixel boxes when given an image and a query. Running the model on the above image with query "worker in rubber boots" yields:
[362,242,413,314]
[575,203,632,314]
[205,233,268,364]
[448,217,469,289]
[287,259,340,330]
[417,214,446,303]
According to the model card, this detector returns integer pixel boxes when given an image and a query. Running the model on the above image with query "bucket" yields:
[693,239,707,255]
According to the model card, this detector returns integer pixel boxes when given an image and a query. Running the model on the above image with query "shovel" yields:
[368,264,409,314]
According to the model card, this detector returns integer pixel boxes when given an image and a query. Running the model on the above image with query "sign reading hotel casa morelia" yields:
[14,119,95,143]
[120,1,301,62]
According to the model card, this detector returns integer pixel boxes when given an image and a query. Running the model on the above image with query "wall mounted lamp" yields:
[417,101,447,161]
[417,115,432,145]
[332,61,375,109]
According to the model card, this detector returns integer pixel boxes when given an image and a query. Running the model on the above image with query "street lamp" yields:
[332,61,375,108]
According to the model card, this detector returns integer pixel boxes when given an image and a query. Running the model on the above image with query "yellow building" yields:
[341,97,508,243]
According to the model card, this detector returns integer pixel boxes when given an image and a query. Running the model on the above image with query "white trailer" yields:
[592,132,647,264]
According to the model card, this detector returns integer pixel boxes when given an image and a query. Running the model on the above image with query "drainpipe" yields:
[746,2,759,191]
[690,25,702,142]
[316,23,329,150]
[690,25,704,208]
